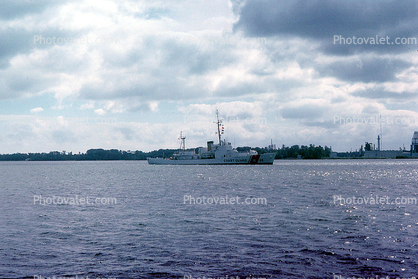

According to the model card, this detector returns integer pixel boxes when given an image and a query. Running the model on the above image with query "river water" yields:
[1,160,417,278]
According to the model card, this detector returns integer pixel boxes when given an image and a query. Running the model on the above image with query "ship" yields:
[147,111,276,165]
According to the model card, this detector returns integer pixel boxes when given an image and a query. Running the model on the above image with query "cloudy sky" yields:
[1,0,418,153]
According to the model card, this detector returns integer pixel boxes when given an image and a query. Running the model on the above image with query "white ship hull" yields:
[147,153,275,165]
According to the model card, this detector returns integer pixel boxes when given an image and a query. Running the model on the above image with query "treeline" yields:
[274,144,331,159]
[0,149,178,161]
[237,144,331,159]
[238,144,331,159]
[0,144,331,161]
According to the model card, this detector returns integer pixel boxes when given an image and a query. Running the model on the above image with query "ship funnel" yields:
[207,141,213,151]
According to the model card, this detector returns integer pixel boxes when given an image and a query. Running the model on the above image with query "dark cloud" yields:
[0,28,33,67]
[78,78,203,103]
[161,40,222,75]
[235,0,418,55]
[51,130,77,143]
[102,48,144,68]
[301,120,338,129]
[316,57,411,83]
[330,96,347,104]
[385,102,418,112]
[114,126,136,140]
[361,105,380,114]
[144,7,171,20]
[6,123,35,141]
[0,66,60,100]
[280,104,325,119]
[213,82,267,98]
[0,27,80,70]
[352,87,418,100]
[0,0,66,20]
[0,1,82,71]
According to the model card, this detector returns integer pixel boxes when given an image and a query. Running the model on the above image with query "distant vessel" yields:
[147,111,276,165]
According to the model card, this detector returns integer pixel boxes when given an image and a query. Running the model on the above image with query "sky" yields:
[1,0,418,153]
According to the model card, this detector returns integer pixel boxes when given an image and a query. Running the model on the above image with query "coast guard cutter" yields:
[147,111,275,165]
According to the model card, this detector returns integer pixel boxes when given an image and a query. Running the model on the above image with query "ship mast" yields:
[215,110,222,145]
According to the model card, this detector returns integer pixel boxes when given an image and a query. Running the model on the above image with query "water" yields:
[1,160,418,278]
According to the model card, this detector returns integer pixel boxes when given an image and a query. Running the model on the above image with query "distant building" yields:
[364,131,418,158]
[363,150,404,159]
[412,131,418,153]
[267,139,276,150]
[411,131,418,157]
[332,131,418,159]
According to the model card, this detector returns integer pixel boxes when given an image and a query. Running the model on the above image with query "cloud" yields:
[280,105,324,120]
[315,56,411,83]
[0,0,417,154]
[351,87,418,100]
[80,101,95,110]
[94,109,106,115]
[30,107,44,113]
[179,101,265,120]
